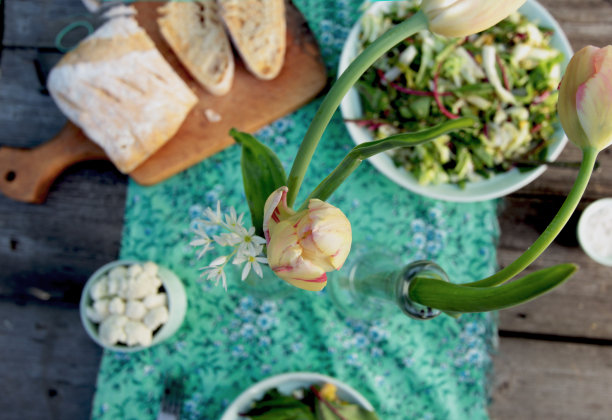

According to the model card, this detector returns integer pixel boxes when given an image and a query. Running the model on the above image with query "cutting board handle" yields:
[0,123,107,204]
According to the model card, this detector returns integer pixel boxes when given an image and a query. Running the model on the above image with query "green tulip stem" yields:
[298,118,475,210]
[467,146,599,288]
[286,10,429,208]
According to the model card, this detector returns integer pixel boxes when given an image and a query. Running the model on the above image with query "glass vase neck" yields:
[328,247,449,321]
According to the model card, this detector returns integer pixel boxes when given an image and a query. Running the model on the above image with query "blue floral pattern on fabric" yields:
[91,1,501,419]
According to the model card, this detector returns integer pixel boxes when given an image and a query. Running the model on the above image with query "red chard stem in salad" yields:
[433,63,460,119]
[533,91,551,105]
[377,68,450,97]
[310,385,347,420]
[495,53,511,91]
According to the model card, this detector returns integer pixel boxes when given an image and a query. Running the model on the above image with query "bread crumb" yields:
[205,108,222,123]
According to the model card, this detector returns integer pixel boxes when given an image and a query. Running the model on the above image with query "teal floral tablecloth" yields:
[91,1,501,419]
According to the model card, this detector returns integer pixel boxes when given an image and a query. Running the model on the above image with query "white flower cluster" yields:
[190,202,267,290]
[86,261,169,347]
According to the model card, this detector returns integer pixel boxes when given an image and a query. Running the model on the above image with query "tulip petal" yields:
[262,186,294,243]
[299,200,352,271]
[576,50,612,151]
[423,0,526,38]
[558,46,600,149]
[263,190,352,292]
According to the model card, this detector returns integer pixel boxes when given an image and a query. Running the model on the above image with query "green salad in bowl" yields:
[339,0,572,201]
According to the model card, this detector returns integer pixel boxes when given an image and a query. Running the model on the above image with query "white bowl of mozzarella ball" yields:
[79,260,187,352]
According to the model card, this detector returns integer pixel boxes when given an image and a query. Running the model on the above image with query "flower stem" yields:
[467,146,599,288]
[285,10,429,208]
[298,117,474,209]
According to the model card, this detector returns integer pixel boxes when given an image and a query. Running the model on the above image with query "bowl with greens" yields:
[339,0,572,202]
[220,372,379,420]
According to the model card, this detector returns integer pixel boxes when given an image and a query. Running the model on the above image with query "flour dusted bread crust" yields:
[47,16,198,173]
[218,0,286,80]
[158,1,234,96]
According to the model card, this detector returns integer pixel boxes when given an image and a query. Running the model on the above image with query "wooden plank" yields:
[497,193,612,340]
[3,0,93,48]
[0,300,102,420]
[0,162,126,303]
[514,144,612,199]
[0,47,125,302]
[537,0,612,49]
[490,337,612,420]
[4,0,612,49]
[1,2,327,193]
[0,49,66,147]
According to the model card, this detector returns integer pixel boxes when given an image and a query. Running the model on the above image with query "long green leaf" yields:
[230,129,286,236]
[408,263,577,313]
[299,117,475,209]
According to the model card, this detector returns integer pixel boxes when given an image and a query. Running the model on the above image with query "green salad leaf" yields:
[354,0,564,186]
[241,386,380,420]
[240,389,315,420]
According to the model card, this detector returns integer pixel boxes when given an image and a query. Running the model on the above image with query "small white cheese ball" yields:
[86,306,105,323]
[127,264,143,279]
[108,296,126,315]
[143,306,169,332]
[143,292,167,309]
[142,261,158,277]
[125,299,147,320]
[98,315,128,346]
[124,321,153,347]
[89,275,108,300]
[106,276,121,296]
[108,265,128,283]
[90,298,110,320]
[120,271,158,300]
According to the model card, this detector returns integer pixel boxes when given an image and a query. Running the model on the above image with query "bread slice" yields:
[47,16,198,173]
[158,1,235,96]
[217,0,286,80]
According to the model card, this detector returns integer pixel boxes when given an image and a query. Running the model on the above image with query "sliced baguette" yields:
[217,0,286,80]
[47,16,198,173]
[158,1,235,96]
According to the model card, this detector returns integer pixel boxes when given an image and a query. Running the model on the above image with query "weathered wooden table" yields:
[1,1,611,419]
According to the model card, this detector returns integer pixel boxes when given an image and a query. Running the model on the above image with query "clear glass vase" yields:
[328,245,450,321]
[235,263,296,300]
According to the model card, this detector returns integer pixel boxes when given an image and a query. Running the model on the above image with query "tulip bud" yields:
[421,0,526,38]
[558,45,612,152]
[263,187,352,291]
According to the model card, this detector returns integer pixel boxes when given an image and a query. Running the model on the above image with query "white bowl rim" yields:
[339,0,573,202]
[577,198,612,266]
[219,371,375,420]
[79,259,184,352]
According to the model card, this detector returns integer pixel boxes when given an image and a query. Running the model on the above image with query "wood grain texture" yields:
[490,337,612,420]
[0,2,328,201]
[0,124,106,203]
[0,161,126,303]
[1,1,612,420]
[0,300,102,420]
[129,2,327,185]
[497,194,612,340]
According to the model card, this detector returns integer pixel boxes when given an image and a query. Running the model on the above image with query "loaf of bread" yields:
[158,1,234,96]
[47,16,198,173]
[217,0,286,80]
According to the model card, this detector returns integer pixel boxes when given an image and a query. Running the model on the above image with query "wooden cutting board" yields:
[0,1,327,204]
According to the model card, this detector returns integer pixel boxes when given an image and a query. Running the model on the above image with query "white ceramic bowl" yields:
[220,372,375,420]
[577,199,612,266]
[339,0,573,202]
[79,259,187,352]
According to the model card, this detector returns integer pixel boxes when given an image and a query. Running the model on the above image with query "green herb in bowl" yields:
[241,383,380,420]
[353,0,564,188]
